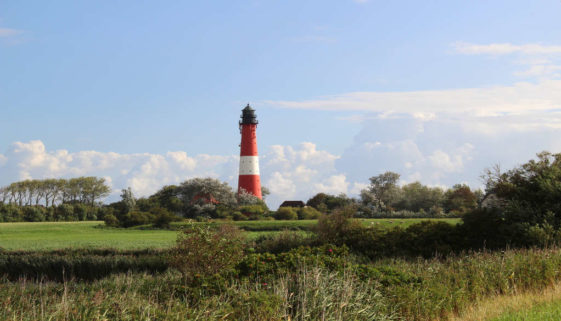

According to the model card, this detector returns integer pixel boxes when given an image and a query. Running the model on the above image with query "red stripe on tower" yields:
[238,104,262,199]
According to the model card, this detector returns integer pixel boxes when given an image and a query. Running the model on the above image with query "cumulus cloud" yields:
[0,140,356,208]
[261,142,349,206]
[0,140,237,199]
[334,114,561,190]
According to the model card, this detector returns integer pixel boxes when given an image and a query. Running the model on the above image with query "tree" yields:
[394,182,444,213]
[261,186,271,200]
[485,151,561,227]
[366,171,401,211]
[306,193,353,213]
[148,185,183,214]
[120,187,136,213]
[443,184,477,215]
[178,177,236,218]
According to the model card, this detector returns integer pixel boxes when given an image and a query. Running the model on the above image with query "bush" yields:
[297,207,321,220]
[104,214,119,227]
[169,223,246,284]
[315,206,361,245]
[56,204,75,221]
[0,204,23,222]
[239,204,268,220]
[151,207,179,228]
[121,211,155,228]
[22,206,46,222]
[274,207,298,220]
[73,204,88,221]
[233,211,248,221]
[254,230,316,254]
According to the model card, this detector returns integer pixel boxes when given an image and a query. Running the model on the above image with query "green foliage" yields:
[394,181,445,213]
[306,193,353,213]
[239,204,268,220]
[253,230,316,254]
[169,223,246,284]
[365,171,401,211]
[103,213,119,227]
[0,248,168,281]
[178,177,237,218]
[443,184,478,215]
[297,206,321,220]
[274,207,298,220]
[151,207,180,228]
[22,206,46,222]
[0,177,110,207]
[0,204,23,222]
[315,206,362,245]
[233,211,249,221]
[56,203,75,221]
[121,211,155,228]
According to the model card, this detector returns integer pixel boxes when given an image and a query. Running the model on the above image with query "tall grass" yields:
[0,267,396,321]
[377,247,561,320]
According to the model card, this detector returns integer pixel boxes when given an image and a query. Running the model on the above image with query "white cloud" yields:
[0,140,236,198]
[453,42,561,78]
[0,140,356,208]
[264,80,561,118]
[453,42,561,56]
[262,142,345,206]
[313,174,349,195]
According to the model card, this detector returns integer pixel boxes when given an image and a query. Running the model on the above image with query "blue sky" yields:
[2,1,561,207]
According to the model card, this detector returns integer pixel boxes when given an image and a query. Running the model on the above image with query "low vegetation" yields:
[1,151,561,320]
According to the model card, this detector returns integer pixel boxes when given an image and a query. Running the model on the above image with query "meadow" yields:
[1,217,556,320]
[0,218,460,250]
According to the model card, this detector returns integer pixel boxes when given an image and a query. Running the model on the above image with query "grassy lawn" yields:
[0,218,460,251]
[0,221,177,250]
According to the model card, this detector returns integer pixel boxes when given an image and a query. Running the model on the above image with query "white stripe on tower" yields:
[239,156,260,175]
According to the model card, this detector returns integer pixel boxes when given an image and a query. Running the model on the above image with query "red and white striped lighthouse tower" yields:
[238,104,262,199]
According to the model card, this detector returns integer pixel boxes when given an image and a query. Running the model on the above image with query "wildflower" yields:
[328,249,333,253]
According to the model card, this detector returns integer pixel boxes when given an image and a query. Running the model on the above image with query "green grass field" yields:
[0,218,460,251]
[491,299,561,321]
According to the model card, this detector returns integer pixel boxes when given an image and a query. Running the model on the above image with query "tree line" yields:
[304,174,481,218]
[0,177,111,207]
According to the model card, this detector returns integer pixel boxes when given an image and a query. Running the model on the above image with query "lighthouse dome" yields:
[240,104,258,125]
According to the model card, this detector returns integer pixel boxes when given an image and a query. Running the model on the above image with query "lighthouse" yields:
[238,104,262,199]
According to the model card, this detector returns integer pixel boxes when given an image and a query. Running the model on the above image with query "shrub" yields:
[0,204,23,222]
[315,206,361,245]
[169,223,246,284]
[22,206,46,222]
[274,207,298,220]
[151,207,179,228]
[254,230,316,254]
[56,204,75,221]
[121,211,155,227]
[233,211,249,221]
[104,214,119,227]
[297,207,321,220]
[239,204,268,220]
[73,204,88,221]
